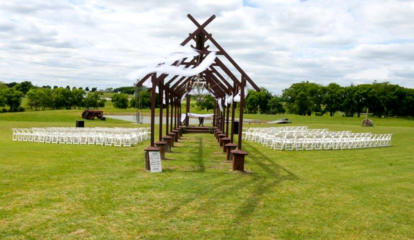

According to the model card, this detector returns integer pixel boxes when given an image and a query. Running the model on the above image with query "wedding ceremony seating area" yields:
[11,127,150,147]
[243,126,392,151]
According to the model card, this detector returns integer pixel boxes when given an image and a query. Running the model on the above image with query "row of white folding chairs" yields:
[245,127,329,144]
[11,127,150,147]
[267,133,392,151]
[243,126,310,141]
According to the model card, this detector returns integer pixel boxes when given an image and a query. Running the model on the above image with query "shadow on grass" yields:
[163,136,299,239]
[192,137,205,172]
[244,141,299,181]
[222,141,299,239]
[162,175,245,217]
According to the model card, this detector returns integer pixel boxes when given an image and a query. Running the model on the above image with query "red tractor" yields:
[82,109,106,120]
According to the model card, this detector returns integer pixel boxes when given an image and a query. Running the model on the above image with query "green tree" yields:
[296,92,310,115]
[3,88,23,111]
[245,90,260,113]
[139,90,151,108]
[26,88,41,110]
[105,87,114,93]
[84,92,101,109]
[14,81,33,95]
[372,82,406,117]
[0,82,7,107]
[196,95,215,112]
[38,88,54,110]
[268,96,285,114]
[98,99,106,108]
[245,88,273,114]
[6,82,18,88]
[282,81,322,115]
[72,88,86,109]
[322,83,342,116]
[129,97,136,108]
[53,87,73,109]
[337,86,356,117]
[353,84,370,117]
[112,93,129,109]
[114,86,135,94]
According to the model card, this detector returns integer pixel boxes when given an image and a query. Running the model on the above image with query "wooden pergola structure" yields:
[137,14,260,171]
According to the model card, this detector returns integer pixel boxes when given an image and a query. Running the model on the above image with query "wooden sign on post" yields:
[149,151,162,173]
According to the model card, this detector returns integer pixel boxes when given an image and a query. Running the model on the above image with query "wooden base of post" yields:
[155,141,167,160]
[162,136,173,152]
[214,129,221,139]
[232,149,248,171]
[178,127,183,137]
[225,143,237,161]
[221,138,230,152]
[144,146,160,170]
[167,132,176,147]
[172,130,180,142]
[218,134,226,146]
[214,128,220,138]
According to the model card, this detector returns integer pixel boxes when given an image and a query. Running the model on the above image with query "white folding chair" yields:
[284,135,295,151]
[304,136,314,151]
[122,131,132,147]
[95,130,105,146]
[87,130,96,145]
[72,129,81,145]
[105,131,114,146]
[294,135,304,151]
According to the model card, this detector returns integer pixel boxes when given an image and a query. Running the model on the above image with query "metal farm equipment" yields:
[82,109,106,121]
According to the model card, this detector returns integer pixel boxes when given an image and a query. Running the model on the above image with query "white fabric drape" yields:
[181,114,186,121]
[226,94,233,106]
[233,86,248,103]
[181,93,187,103]
[188,113,214,118]
[218,98,223,112]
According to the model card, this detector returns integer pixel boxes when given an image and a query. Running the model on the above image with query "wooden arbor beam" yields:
[187,14,260,92]
[136,15,215,88]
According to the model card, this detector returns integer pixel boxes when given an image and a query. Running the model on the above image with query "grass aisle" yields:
[0,113,413,239]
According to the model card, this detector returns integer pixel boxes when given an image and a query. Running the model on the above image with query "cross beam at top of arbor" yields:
[136,14,260,95]
[140,14,260,172]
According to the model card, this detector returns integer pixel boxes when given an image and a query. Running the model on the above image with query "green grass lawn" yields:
[0,110,413,239]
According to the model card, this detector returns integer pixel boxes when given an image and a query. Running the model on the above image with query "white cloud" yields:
[1,0,414,94]
[346,68,390,81]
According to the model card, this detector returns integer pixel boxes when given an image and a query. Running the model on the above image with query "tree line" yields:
[2,80,413,117]
[281,81,414,117]
[0,81,106,112]
[0,81,156,111]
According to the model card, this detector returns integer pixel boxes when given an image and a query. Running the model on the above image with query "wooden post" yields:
[186,94,190,127]
[213,101,216,127]
[232,75,248,171]
[155,78,167,160]
[150,73,157,146]
[144,73,160,170]
[230,82,237,142]
[158,78,164,141]
[221,100,225,132]
[226,96,230,136]
[237,76,246,150]
[226,83,237,161]
[165,88,169,135]
[170,93,174,132]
